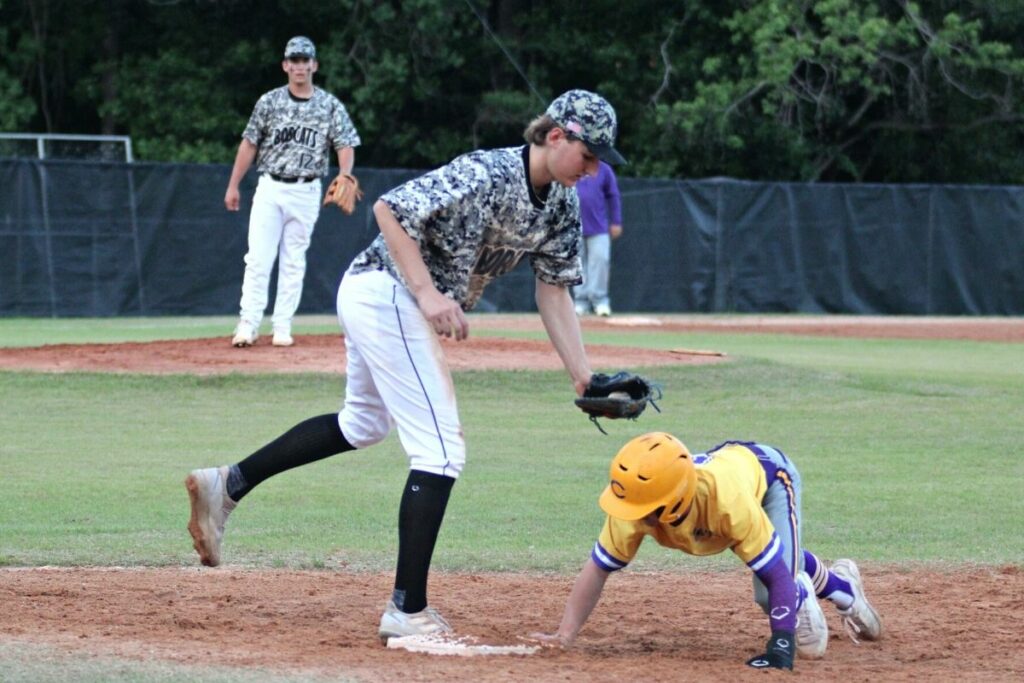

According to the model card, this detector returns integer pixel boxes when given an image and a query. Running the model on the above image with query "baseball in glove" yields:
[575,371,661,434]
[322,173,363,215]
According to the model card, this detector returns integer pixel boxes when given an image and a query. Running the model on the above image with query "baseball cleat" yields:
[832,559,882,643]
[795,572,829,658]
[185,466,236,567]
[232,321,258,347]
[272,330,294,347]
[594,303,612,317]
[378,600,453,644]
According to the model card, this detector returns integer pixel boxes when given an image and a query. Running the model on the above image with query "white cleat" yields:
[185,466,236,567]
[795,571,829,658]
[378,600,453,644]
[594,303,612,317]
[272,330,294,347]
[232,321,258,347]
[832,559,882,642]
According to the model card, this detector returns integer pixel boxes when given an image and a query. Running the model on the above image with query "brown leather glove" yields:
[322,173,363,214]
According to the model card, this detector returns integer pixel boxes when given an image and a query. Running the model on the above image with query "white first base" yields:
[386,633,540,657]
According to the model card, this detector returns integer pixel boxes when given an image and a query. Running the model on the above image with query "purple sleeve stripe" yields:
[747,532,782,572]
[591,542,627,572]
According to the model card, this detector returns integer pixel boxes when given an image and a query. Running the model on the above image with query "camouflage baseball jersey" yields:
[243,86,360,179]
[592,443,783,573]
[349,145,583,310]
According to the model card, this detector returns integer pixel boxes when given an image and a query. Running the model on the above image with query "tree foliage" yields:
[653,0,1024,181]
[0,0,37,129]
[1,0,1022,183]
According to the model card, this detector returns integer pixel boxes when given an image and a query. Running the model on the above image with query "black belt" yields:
[268,173,317,183]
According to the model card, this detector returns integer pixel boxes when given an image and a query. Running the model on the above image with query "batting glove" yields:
[746,629,795,670]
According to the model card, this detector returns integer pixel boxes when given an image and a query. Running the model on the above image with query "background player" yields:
[187,90,626,642]
[533,433,881,670]
[573,159,622,317]
[226,36,360,348]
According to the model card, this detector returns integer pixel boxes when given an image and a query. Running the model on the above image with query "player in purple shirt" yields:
[573,160,622,317]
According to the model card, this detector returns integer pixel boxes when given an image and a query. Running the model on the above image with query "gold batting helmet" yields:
[599,432,697,523]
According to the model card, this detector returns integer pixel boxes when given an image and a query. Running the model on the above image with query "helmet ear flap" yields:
[660,498,683,523]
[658,451,696,522]
[659,491,688,523]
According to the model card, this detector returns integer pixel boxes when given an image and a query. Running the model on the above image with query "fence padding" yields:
[2,159,1021,316]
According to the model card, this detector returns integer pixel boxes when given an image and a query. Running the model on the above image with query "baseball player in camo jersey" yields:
[227,36,361,348]
[186,90,626,641]
[534,433,882,670]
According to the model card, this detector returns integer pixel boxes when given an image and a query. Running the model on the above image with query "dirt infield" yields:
[0,333,718,375]
[3,565,1022,681]
[1,314,1020,375]
[2,315,1022,680]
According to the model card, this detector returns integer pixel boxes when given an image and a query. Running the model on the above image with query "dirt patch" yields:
[2,565,1021,681]
[0,333,720,375]
[2,315,1019,376]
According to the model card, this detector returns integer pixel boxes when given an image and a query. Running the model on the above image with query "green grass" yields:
[0,641,344,683]
[0,315,350,347]
[1,316,1022,570]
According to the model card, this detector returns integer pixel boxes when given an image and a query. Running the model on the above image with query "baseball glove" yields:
[322,173,363,214]
[575,371,661,434]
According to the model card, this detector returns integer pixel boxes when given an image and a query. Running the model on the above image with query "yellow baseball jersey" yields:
[592,442,784,573]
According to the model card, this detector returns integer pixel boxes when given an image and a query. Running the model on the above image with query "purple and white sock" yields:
[804,550,854,610]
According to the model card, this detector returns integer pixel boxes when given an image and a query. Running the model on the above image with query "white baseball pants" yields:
[335,269,466,479]
[238,175,322,333]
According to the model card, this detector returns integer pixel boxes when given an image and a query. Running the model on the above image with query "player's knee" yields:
[409,449,465,479]
[406,429,465,479]
[338,412,391,448]
[444,444,466,478]
[344,427,389,449]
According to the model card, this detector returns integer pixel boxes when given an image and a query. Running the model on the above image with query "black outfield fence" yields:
[2,158,1022,316]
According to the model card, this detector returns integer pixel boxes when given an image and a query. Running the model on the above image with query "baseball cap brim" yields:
[585,141,626,165]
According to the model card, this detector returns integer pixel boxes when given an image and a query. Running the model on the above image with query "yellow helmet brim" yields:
[599,483,658,520]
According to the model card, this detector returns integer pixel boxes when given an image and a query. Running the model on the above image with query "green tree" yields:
[0,1,40,130]
[0,0,35,129]
[509,0,718,178]
[0,51,35,130]
[316,0,497,167]
[2,0,1023,182]
[651,0,1024,182]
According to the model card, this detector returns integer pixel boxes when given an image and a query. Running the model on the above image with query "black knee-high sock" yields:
[228,413,354,501]
[393,470,456,613]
